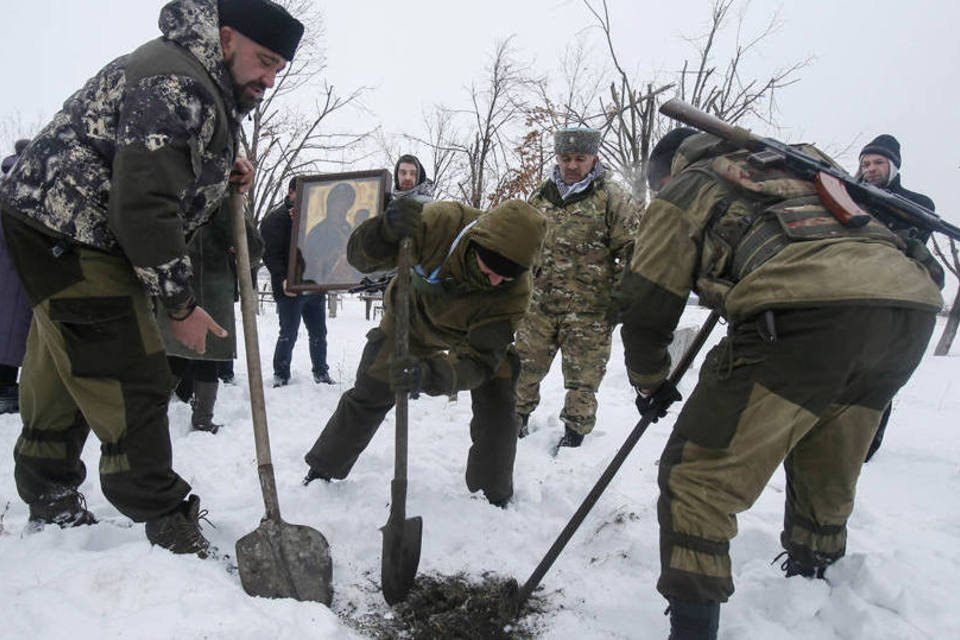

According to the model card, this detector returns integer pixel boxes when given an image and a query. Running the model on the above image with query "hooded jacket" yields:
[348,199,547,392]
[0,0,242,311]
[619,133,943,388]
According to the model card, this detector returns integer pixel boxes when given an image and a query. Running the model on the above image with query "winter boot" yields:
[190,381,222,434]
[28,489,98,529]
[145,495,211,558]
[313,371,335,385]
[556,425,585,449]
[517,413,530,439]
[0,383,19,414]
[666,598,720,640]
[303,467,331,486]
[774,551,828,579]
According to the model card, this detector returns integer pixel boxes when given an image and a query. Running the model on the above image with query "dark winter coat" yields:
[259,201,294,301]
[347,199,546,393]
[0,218,32,366]
[887,174,936,211]
[157,201,263,361]
[0,0,243,313]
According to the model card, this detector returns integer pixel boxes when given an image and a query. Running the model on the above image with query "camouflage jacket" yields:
[0,0,242,310]
[348,200,547,393]
[528,173,641,316]
[619,134,943,388]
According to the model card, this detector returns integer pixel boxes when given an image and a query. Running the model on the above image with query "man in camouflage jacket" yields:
[304,198,546,506]
[515,127,641,449]
[0,0,302,556]
[618,131,942,639]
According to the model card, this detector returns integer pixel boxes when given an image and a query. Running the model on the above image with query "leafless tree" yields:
[238,0,372,225]
[932,236,959,355]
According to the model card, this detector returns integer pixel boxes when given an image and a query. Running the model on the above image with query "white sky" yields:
[2,0,958,225]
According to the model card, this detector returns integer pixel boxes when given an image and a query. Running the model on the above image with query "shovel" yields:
[228,189,333,604]
[380,237,423,605]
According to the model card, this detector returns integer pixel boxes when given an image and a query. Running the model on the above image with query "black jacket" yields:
[259,202,293,301]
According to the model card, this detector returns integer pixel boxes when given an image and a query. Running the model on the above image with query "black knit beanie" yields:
[218,0,304,61]
[860,134,901,169]
[472,241,527,279]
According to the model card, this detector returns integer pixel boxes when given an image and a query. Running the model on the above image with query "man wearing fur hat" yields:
[515,127,641,450]
[304,197,547,506]
[0,0,303,556]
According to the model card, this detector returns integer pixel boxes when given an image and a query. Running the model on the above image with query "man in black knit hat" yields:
[0,0,302,557]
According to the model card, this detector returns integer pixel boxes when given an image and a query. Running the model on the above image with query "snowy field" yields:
[1,296,957,640]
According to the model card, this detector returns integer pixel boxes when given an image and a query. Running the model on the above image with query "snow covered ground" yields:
[1,297,957,639]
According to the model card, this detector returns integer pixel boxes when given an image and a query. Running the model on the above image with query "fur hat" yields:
[554,127,601,155]
[218,0,304,61]
[860,134,901,169]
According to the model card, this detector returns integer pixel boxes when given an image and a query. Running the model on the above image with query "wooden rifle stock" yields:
[815,173,871,228]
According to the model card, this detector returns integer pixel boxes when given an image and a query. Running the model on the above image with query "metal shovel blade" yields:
[236,518,333,605]
[380,513,423,605]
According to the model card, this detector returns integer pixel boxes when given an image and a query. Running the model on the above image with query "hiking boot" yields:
[28,489,98,529]
[667,598,720,640]
[774,551,827,579]
[556,425,584,449]
[313,371,335,385]
[303,467,331,486]
[0,384,19,414]
[145,495,211,558]
[517,413,530,439]
[272,375,289,388]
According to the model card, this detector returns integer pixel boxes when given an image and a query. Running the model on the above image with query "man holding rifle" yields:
[617,114,943,639]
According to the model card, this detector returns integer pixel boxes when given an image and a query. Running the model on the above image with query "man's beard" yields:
[236,81,266,111]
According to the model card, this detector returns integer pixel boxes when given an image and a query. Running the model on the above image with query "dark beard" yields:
[236,81,266,112]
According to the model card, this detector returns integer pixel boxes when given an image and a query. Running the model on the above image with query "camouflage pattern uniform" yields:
[515,171,640,435]
[305,200,547,504]
[618,134,943,605]
[0,0,244,522]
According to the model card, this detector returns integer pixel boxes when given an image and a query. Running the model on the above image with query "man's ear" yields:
[219,26,235,57]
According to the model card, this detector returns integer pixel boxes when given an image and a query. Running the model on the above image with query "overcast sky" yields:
[2,0,957,225]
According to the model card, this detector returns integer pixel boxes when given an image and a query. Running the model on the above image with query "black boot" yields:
[0,383,19,414]
[667,598,720,640]
[145,495,211,557]
[28,489,98,529]
[191,381,222,433]
[774,551,828,579]
[556,425,584,449]
[517,413,530,439]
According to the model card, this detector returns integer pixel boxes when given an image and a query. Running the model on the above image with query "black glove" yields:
[389,355,425,395]
[635,380,682,423]
[380,197,422,244]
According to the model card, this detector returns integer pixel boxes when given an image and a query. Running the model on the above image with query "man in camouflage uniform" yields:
[304,197,546,506]
[0,0,303,556]
[618,130,943,639]
[515,127,640,449]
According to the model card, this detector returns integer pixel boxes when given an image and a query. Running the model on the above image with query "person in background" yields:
[259,177,334,386]
[390,153,435,204]
[514,126,641,449]
[0,138,33,415]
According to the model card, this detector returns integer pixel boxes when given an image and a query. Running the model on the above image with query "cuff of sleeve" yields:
[164,295,198,321]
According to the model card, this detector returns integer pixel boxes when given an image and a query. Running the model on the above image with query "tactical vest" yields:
[694,149,909,287]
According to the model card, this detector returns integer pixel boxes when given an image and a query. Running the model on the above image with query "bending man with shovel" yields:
[304,197,546,507]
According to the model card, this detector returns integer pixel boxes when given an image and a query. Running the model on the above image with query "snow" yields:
[1,299,957,640]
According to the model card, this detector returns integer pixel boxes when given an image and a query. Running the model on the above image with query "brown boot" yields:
[145,495,211,557]
[191,381,222,434]
[28,489,98,529]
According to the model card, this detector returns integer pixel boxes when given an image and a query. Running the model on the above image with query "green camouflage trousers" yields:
[657,306,935,603]
[515,306,612,434]
[2,212,190,522]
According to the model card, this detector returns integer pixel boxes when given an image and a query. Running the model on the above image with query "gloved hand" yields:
[635,380,682,423]
[389,354,425,395]
[380,197,423,244]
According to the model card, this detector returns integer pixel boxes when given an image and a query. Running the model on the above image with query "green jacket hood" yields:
[466,199,547,271]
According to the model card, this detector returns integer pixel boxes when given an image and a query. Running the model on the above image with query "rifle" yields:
[347,271,395,294]
[660,99,960,242]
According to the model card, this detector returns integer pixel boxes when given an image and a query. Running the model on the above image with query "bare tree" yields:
[570,0,809,203]
[238,0,371,225]
[932,236,960,355]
